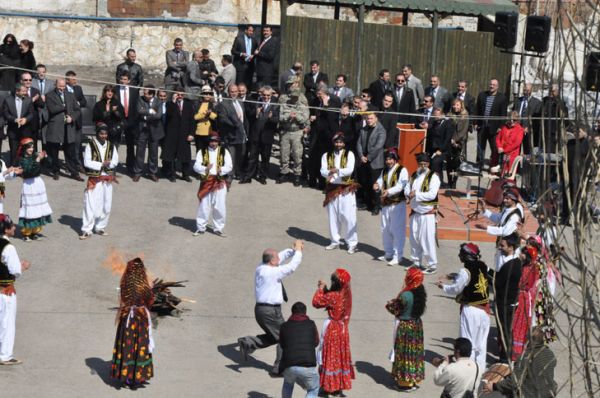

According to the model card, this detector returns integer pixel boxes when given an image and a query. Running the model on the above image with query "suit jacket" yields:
[162,99,195,162]
[250,99,280,144]
[514,95,542,130]
[310,95,342,153]
[328,86,354,103]
[475,91,508,135]
[24,86,44,135]
[255,36,279,81]
[303,72,329,105]
[45,89,81,144]
[406,75,424,106]
[115,61,144,87]
[231,34,258,69]
[424,85,449,110]
[444,91,476,116]
[68,84,86,129]
[164,49,190,84]
[220,64,237,90]
[2,95,34,139]
[379,108,399,149]
[356,122,387,170]
[114,85,140,127]
[137,96,165,141]
[368,79,392,109]
[391,85,416,123]
[333,114,356,148]
[217,99,249,145]
[31,78,54,95]
[425,118,454,154]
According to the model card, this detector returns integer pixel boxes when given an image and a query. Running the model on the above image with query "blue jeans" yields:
[281,366,320,398]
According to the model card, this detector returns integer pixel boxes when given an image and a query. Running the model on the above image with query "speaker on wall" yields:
[585,52,600,92]
[525,16,551,52]
[494,12,518,49]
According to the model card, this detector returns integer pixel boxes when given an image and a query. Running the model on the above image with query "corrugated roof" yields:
[304,0,518,16]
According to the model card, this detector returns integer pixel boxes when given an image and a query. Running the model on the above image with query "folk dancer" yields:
[312,268,354,397]
[373,148,409,266]
[405,152,440,274]
[321,133,359,254]
[0,214,30,365]
[80,123,119,239]
[111,258,155,387]
[16,138,52,241]
[192,132,232,237]
[435,243,490,369]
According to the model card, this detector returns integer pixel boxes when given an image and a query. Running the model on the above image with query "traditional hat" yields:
[503,187,520,201]
[402,267,424,293]
[95,122,109,133]
[19,137,34,147]
[201,85,213,94]
[335,268,351,285]
[525,246,539,263]
[385,148,399,160]
[0,214,13,229]
[460,242,480,261]
[208,132,221,142]
[332,132,345,143]
[415,152,430,163]
[120,258,153,308]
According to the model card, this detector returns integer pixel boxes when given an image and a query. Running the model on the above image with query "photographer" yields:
[433,337,481,398]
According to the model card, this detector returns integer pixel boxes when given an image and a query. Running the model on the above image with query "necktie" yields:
[178,100,183,113]
[59,92,65,104]
[40,80,44,94]
[521,99,528,117]
[335,88,340,97]
[123,88,129,118]
[281,283,288,303]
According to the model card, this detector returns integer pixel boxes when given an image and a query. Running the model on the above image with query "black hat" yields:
[96,123,109,134]
[415,152,430,163]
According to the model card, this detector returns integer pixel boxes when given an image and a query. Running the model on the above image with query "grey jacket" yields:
[356,122,387,169]
[45,89,81,144]
[406,74,425,106]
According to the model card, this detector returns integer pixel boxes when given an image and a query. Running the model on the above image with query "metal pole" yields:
[261,0,268,26]
[280,0,288,77]
[334,2,340,20]
[431,11,438,76]
[356,4,365,91]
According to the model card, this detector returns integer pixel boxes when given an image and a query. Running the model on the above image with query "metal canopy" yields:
[301,0,518,16]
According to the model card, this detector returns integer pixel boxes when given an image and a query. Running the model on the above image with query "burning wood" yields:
[151,279,189,316]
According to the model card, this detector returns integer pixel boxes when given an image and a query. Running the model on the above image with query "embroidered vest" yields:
[326,150,351,183]
[410,170,438,206]
[457,260,489,306]
[85,139,115,177]
[0,238,15,285]
[382,165,405,206]
[201,146,226,180]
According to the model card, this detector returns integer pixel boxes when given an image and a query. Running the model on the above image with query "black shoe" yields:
[276,174,286,184]
[182,175,192,182]
[237,338,248,361]
[257,177,267,185]
[293,176,301,187]
[71,174,84,182]
[371,208,380,216]
[168,176,176,182]
[268,371,283,378]
[239,177,251,184]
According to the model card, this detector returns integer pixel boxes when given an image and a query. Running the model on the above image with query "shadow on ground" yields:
[58,214,82,235]
[247,392,274,398]
[354,360,397,390]
[85,357,122,390]
[168,216,196,233]
[218,342,272,374]
[286,226,380,257]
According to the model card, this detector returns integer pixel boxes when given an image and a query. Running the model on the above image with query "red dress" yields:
[312,288,355,392]
[496,122,524,174]
[511,262,540,360]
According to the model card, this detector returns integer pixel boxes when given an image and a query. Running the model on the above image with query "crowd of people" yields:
[1,24,599,397]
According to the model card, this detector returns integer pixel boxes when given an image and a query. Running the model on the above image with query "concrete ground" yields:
[0,138,576,397]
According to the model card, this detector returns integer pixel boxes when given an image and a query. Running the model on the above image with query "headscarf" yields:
[119,257,154,309]
[334,268,352,321]
[402,267,424,293]
[16,137,34,160]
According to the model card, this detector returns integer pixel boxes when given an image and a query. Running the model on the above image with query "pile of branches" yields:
[151,279,188,316]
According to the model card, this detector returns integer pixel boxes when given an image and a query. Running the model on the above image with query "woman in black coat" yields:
[0,34,20,90]
[93,84,126,145]
[18,39,36,75]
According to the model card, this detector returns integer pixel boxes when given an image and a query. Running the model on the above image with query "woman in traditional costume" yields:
[312,268,354,397]
[386,267,427,392]
[111,258,155,388]
[16,138,52,241]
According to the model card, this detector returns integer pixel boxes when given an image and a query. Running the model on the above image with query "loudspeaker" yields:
[585,52,600,92]
[494,12,518,49]
[525,16,551,52]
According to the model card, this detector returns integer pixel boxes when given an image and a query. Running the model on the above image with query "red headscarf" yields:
[16,137,34,159]
[402,267,424,293]
[334,268,352,322]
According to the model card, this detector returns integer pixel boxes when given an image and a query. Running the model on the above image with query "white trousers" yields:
[327,193,358,247]
[0,293,17,361]
[381,202,407,260]
[409,213,437,267]
[196,188,227,232]
[460,305,490,369]
[81,182,113,233]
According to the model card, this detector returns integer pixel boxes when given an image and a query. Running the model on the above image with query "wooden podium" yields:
[397,125,426,174]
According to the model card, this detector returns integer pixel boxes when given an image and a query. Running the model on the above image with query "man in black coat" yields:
[425,108,455,186]
[379,93,399,149]
[541,85,569,154]
[19,72,44,151]
[391,73,416,124]
[279,302,320,398]
[2,83,34,165]
[368,69,392,110]
[241,86,279,184]
[114,72,139,174]
[444,80,476,116]
[514,82,542,154]
[216,84,249,179]
[161,89,194,182]
[115,48,144,87]
[475,78,507,167]
[231,25,258,88]
[254,26,279,88]
[66,71,87,171]
[303,60,328,107]
[134,85,164,182]
[334,103,356,153]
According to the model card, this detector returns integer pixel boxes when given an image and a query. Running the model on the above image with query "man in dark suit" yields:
[303,60,328,106]
[424,75,450,110]
[515,83,542,154]
[368,69,392,110]
[425,108,454,185]
[65,71,87,171]
[134,85,164,182]
[161,88,195,182]
[114,72,139,174]
[335,103,356,152]
[241,86,279,184]
[475,78,508,167]
[217,84,249,179]
[2,83,34,165]
[328,74,354,103]
[231,25,258,89]
[254,26,279,88]
[391,73,416,123]
[417,95,436,130]
[164,38,189,91]
[356,112,387,214]
[19,72,44,151]
[444,80,476,116]
[541,85,569,155]
[380,93,399,149]
[45,78,82,180]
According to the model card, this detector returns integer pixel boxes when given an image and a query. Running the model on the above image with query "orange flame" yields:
[102,248,152,280]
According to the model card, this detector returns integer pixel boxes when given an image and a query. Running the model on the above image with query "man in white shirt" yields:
[320,133,359,254]
[80,123,119,239]
[433,338,482,398]
[373,148,409,266]
[238,239,304,376]
[0,214,30,365]
[192,133,232,237]
[405,152,441,274]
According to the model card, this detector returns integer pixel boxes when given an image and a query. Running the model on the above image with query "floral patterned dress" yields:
[312,288,354,393]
